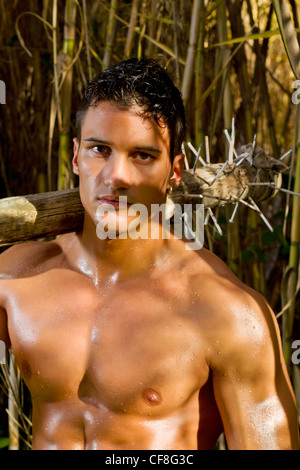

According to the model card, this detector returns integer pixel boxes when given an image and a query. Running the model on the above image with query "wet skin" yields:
[0,102,299,450]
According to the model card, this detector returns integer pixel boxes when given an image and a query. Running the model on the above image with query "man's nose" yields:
[102,153,133,189]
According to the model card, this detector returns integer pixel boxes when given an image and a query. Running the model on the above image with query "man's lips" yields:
[97,196,132,207]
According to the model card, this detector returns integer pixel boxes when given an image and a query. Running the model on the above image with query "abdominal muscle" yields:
[31,398,201,450]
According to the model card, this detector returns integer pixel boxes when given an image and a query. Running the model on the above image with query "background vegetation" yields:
[0,0,299,450]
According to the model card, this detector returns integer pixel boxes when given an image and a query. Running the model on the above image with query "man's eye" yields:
[133,152,155,162]
[91,145,110,156]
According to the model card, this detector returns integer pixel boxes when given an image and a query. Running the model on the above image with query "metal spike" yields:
[171,193,229,204]
[205,136,210,165]
[280,150,292,161]
[187,142,207,167]
[224,129,239,160]
[231,195,273,231]
[192,144,203,174]
[171,194,204,200]
[230,195,259,211]
[247,182,300,198]
[229,117,235,165]
[229,202,239,223]
[204,210,210,225]
[248,197,274,232]
[209,161,228,186]
[208,208,223,236]
[272,186,300,197]
[227,153,249,174]
[181,143,189,170]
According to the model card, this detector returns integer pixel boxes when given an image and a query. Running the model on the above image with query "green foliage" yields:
[0,437,9,450]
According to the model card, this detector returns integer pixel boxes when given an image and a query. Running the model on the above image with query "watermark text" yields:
[292,340,300,365]
[0,340,6,364]
[95,198,204,251]
[292,80,300,104]
[0,80,6,104]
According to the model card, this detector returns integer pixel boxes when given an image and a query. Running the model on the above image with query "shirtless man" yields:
[0,58,299,450]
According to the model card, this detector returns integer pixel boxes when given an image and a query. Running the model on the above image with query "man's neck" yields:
[70,214,171,286]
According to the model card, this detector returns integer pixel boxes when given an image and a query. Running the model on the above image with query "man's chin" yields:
[95,214,150,241]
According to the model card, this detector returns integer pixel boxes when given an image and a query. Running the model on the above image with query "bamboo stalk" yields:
[82,0,93,80]
[181,0,204,106]
[136,2,146,59]
[250,3,280,159]
[194,1,205,155]
[273,0,300,79]
[52,0,62,131]
[172,0,180,87]
[57,0,77,191]
[145,0,157,57]
[124,0,140,57]
[99,1,185,65]
[282,104,300,374]
[103,0,118,69]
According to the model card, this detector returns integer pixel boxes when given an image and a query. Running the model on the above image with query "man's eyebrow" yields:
[84,138,162,154]
[134,146,162,154]
[84,137,111,144]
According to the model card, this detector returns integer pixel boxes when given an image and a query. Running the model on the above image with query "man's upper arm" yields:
[0,247,15,351]
[0,244,34,350]
[0,304,10,353]
[0,242,37,280]
[209,287,300,450]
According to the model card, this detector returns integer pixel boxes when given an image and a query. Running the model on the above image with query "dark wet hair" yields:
[75,58,186,161]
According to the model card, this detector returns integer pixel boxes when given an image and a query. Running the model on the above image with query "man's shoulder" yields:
[0,238,65,279]
[187,248,280,370]
[187,247,273,330]
[186,246,244,292]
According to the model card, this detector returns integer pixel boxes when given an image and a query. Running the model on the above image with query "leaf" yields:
[0,437,9,449]
[242,249,254,260]
[210,29,281,49]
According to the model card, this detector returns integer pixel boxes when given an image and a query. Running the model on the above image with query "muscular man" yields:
[0,58,299,450]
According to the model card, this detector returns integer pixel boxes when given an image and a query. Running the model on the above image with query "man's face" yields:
[73,101,183,237]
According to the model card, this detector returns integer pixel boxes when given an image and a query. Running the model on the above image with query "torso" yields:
[0,234,232,450]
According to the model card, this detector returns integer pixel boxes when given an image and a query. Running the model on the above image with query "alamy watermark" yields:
[292,340,300,365]
[292,80,300,105]
[0,340,6,364]
[0,80,6,104]
[96,198,204,251]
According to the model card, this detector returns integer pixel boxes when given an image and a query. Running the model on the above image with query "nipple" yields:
[142,388,162,406]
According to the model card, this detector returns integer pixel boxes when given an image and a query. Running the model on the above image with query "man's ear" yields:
[169,153,185,189]
[72,138,80,176]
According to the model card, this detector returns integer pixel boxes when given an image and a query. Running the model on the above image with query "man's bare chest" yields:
[3,269,209,415]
